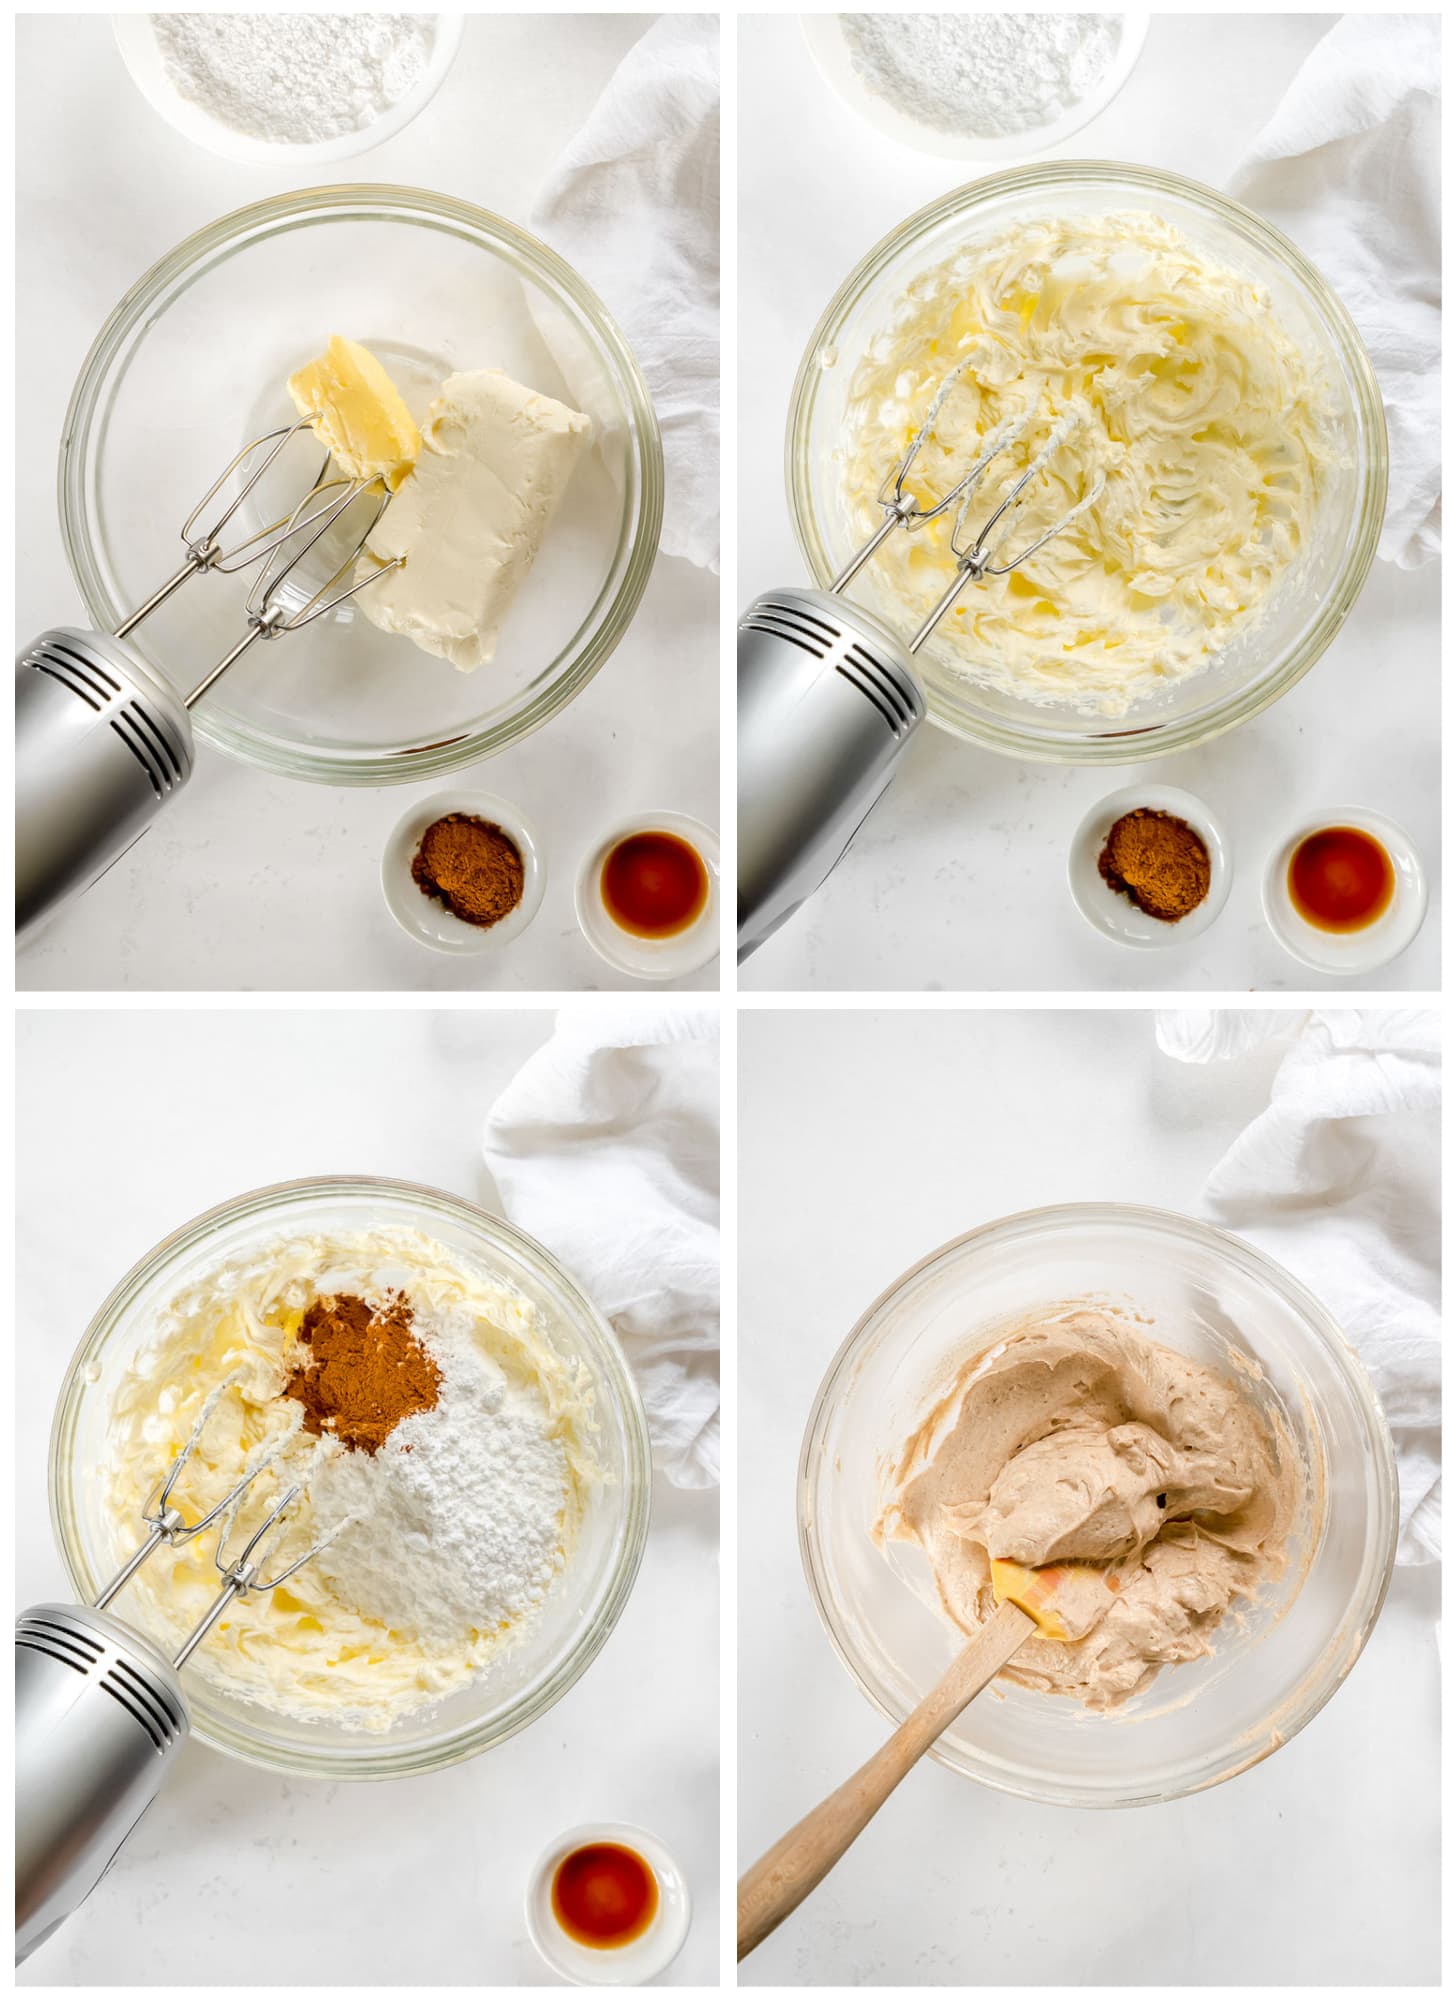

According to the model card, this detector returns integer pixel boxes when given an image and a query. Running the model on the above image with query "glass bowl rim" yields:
[785,159,1390,765]
[57,182,666,785]
[48,1172,654,1779]
[796,1199,1400,1806]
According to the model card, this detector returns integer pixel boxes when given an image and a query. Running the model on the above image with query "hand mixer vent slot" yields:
[16,1613,106,1676]
[100,1663,184,1754]
[831,665,901,739]
[740,596,839,661]
[30,642,122,713]
[839,645,919,735]
[17,1611,185,1753]
[741,596,919,740]
[23,634,191,800]
[109,703,188,800]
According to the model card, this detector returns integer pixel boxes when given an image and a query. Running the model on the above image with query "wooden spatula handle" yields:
[737,1601,1033,1960]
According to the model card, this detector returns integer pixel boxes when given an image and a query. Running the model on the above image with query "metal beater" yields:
[737,370,1104,959]
[15,418,401,938]
[16,1386,342,1962]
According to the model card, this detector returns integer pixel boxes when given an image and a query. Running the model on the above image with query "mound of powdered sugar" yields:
[150,13,436,146]
[308,1294,570,1646]
[840,13,1123,140]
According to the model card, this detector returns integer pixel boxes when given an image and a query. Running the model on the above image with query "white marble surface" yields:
[738,1008,1439,1986]
[16,14,720,992]
[738,13,1440,992]
[17,1010,718,1986]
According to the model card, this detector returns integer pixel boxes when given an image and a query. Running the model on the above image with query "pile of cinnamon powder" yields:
[282,1292,442,1454]
[1097,807,1211,923]
[412,813,524,928]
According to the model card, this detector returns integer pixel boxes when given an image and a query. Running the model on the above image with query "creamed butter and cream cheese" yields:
[841,213,1334,716]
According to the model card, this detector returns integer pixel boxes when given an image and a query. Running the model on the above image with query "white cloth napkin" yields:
[1156,1009,1440,1565]
[483,1004,720,1488]
[531,14,720,574]
[1228,13,1441,568]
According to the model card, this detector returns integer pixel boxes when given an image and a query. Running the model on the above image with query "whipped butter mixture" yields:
[100,1227,596,1731]
[842,213,1333,715]
[878,1306,1297,1708]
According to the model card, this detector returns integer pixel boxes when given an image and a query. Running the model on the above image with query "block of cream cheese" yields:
[288,334,421,491]
[357,369,592,670]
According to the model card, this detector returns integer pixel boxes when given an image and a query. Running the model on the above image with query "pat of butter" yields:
[358,368,591,671]
[287,335,421,490]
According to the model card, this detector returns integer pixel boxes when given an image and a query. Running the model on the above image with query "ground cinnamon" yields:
[282,1292,441,1453]
[1097,808,1211,923]
[412,813,524,928]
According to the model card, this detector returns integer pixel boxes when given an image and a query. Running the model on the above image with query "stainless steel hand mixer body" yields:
[737,375,1102,960]
[15,419,398,938]
[15,1390,342,1963]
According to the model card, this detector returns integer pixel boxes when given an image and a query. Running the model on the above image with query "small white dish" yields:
[801,12,1150,163]
[382,790,545,955]
[575,813,720,983]
[1069,785,1231,948]
[112,14,464,165]
[1262,807,1427,976]
[526,1822,692,1987]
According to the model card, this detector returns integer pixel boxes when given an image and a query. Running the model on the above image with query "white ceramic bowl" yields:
[1068,784,1231,948]
[113,15,465,164]
[526,1822,692,1986]
[382,790,546,955]
[801,13,1151,162]
[574,813,721,983]
[1262,807,1427,975]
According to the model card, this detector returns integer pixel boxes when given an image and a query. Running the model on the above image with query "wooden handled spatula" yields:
[737,1559,1110,1960]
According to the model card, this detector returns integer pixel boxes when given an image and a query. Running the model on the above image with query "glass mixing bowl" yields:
[59,186,664,783]
[49,1177,652,1778]
[787,163,1388,763]
[799,1204,1397,1806]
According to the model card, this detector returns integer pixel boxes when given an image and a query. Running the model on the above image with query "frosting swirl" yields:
[878,1306,1297,1708]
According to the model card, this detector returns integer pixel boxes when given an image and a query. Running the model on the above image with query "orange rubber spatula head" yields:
[990,1556,1124,1642]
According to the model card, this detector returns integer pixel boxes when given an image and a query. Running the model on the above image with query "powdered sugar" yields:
[840,12,1123,141]
[310,1293,571,1645]
[150,13,436,146]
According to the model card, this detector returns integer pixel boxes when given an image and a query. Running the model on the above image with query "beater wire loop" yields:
[949,407,1103,580]
[835,364,1102,624]
[110,417,404,699]
[93,1377,341,1643]
[248,481,402,635]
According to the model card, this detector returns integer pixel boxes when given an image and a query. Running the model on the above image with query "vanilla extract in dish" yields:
[1288,825,1394,932]
[552,1841,659,1948]
[601,831,709,938]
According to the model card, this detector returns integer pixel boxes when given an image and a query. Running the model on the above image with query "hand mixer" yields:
[15,418,399,938]
[737,367,1103,959]
[15,1387,344,1962]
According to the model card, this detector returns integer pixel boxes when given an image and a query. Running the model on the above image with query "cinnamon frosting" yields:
[878,1305,1297,1708]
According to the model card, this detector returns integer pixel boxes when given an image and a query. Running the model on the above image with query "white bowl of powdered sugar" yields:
[803,12,1149,161]
[113,13,464,164]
